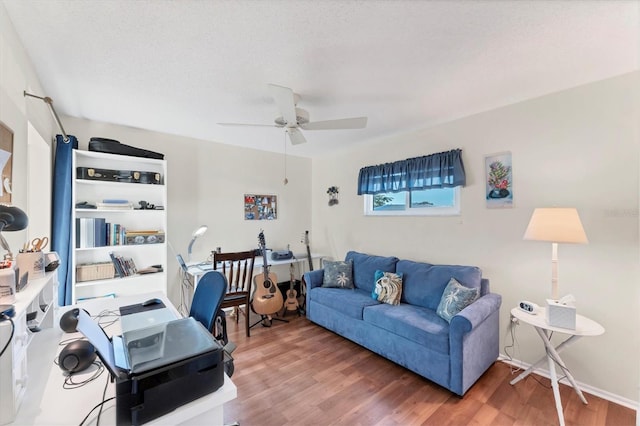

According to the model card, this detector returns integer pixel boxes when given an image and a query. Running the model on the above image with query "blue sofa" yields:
[303,251,501,396]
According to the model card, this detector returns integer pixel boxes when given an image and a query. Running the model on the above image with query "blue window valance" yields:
[357,149,466,195]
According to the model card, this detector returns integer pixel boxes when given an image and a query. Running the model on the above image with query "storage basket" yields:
[76,262,115,282]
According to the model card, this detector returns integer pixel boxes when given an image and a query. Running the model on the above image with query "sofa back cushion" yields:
[396,260,482,311]
[345,251,399,293]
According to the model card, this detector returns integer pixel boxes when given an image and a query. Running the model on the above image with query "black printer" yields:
[76,310,224,425]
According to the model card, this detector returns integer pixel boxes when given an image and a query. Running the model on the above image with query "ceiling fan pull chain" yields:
[283,131,289,185]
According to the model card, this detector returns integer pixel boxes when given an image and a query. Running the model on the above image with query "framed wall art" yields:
[0,122,13,204]
[244,194,277,220]
[485,151,513,209]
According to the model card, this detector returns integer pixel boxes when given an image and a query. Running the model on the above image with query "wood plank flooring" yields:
[223,312,635,426]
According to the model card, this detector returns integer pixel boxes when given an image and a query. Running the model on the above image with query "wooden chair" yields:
[214,249,257,337]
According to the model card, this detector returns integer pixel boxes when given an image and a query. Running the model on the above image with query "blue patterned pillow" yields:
[371,270,403,305]
[322,259,354,289]
[436,277,479,322]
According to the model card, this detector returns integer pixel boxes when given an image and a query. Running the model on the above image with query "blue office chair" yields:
[189,270,227,333]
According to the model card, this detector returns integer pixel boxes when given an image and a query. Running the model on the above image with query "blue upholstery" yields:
[305,251,501,396]
[397,260,482,310]
[309,287,379,320]
[189,271,227,332]
[345,251,398,293]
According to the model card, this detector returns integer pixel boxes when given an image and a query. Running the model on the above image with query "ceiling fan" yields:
[218,84,368,145]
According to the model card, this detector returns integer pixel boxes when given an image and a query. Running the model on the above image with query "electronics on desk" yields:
[58,340,97,373]
[518,300,540,314]
[271,250,293,261]
[74,308,224,425]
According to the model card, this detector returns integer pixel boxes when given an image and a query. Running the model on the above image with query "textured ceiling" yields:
[3,0,638,158]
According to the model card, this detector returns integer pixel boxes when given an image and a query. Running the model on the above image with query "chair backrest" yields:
[213,249,257,295]
[189,270,227,332]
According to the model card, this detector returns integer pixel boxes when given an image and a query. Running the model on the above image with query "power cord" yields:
[0,315,15,357]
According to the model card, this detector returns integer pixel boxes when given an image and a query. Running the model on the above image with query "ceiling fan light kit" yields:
[218,84,368,146]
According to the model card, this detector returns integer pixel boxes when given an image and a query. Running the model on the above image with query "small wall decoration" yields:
[327,186,339,206]
[0,122,13,203]
[244,194,277,220]
[485,151,513,209]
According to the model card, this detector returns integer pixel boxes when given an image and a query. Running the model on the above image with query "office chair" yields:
[189,270,227,333]
[214,249,257,337]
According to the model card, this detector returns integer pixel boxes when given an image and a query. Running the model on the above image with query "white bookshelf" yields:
[71,150,167,303]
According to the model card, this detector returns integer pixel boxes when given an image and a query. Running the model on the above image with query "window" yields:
[364,187,460,216]
[358,149,466,217]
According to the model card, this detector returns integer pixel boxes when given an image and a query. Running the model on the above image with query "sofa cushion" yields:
[322,259,354,289]
[309,287,379,320]
[397,260,482,311]
[363,303,450,355]
[345,251,399,293]
[372,270,403,305]
[436,277,480,322]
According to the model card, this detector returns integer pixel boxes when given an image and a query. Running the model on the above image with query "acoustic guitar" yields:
[284,263,299,312]
[252,231,284,316]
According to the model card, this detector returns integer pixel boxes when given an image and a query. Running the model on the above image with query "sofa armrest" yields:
[450,293,502,333]
[449,293,502,395]
[303,269,324,290]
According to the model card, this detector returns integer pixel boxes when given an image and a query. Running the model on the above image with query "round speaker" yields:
[59,308,89,333]
[58,340,96,373]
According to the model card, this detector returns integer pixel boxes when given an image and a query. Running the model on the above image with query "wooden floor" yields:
[223,311,635,426]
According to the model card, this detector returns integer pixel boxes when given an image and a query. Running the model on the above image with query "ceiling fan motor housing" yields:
[275,108,309,127]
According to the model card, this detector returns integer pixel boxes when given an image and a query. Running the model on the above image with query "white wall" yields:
[311,71,639,404]
[0,5,54,253]
[60,115,312,304]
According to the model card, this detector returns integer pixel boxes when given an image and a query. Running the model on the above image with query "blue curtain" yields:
[52,135,77,306]
[357,149,466,195]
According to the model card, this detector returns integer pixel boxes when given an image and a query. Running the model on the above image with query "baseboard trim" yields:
[498,354,638,412]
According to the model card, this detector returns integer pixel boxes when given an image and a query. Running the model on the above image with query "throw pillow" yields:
[436,277,479,322]
[371,270,403,305]
[322,259,354,289]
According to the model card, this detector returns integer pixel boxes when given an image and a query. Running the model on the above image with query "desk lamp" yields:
[523,207,588,300]
[187,225,208,262]
[0,205,29,260]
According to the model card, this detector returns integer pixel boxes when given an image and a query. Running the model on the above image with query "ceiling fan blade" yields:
[301,117,368,130]
[268,84,297,126]
[218,122,281,128]
[287,128,307,145]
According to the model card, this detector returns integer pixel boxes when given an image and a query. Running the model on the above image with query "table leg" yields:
[509,333,581,386]
[547,348,565,426]
[543,335,588,404]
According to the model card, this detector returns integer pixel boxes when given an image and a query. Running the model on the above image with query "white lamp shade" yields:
[523,208,588,244]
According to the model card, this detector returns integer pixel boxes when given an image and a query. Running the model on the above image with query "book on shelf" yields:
[75,217,107,248]
[109,252,138,278]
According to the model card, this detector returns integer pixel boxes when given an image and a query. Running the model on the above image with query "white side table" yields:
[509,307,604,426]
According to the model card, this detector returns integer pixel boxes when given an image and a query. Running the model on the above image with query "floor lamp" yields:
[523,208,588,301]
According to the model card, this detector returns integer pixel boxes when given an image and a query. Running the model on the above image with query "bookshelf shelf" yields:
[71,150,168,303]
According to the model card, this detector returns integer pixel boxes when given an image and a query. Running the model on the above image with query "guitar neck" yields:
[306,246,313,271]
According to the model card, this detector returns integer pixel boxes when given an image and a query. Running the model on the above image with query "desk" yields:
[180,253,324,314]
[12,292,237,425]
[509,307,604,426]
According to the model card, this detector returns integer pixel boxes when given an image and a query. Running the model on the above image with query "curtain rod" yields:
[23,91,69,143]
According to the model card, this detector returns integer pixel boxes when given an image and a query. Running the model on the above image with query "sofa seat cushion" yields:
[345,251,399,293]
[397,260,482,311]
[309,287,379,320]
[362,303,450,355]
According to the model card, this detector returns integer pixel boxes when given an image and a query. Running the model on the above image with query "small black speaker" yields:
[58,340,96,373]
[59,308,90,333]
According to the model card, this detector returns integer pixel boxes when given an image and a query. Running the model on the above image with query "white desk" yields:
[510,307,604,426]
[12,292,237,425]
[187,252,324,279]
[180,253,324,314]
